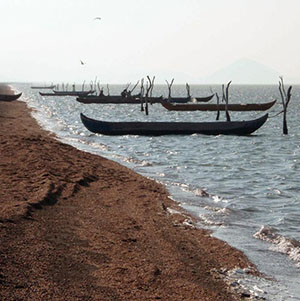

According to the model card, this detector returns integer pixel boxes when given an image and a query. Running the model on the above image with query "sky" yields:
[1,0,300,84]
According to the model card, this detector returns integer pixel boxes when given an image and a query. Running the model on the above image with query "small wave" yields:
[212,195,229,203]
[177,185,210,197]
[254,226,300,267]
[89,142,109,151]
[169,182,189,189]
[73,139,110,151]
[197,214,224,226]
[179,185,231,206]
[167,207,182,215]
[267,188,282,197]
[166,207,195,228]
[219,267,293,301]
[123,157,152,166]
[193,188,210,197]
[204,206,230,214]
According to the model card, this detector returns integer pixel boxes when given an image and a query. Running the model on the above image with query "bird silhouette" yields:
[94,17,101,21]
[80,60,85,65]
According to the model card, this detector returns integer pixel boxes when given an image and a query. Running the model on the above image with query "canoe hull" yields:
[31,85,56,89]
[40,91,94,97]
[168,94,215,103]
[76,94,214,104]
[80,113,268,136]
[52,90,95,96]
[161,100,277,111]
[76,95,163,104]
[0,93,22,101]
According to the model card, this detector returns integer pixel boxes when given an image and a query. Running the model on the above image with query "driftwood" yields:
[139,76,155,115]
[125,82,131,91]
[222,81,231,122]
[279,76,292,135]
[144,76,155,115]
[130,80,140,94]
[140,78,145,112]
[215,92,220,120]
[150,76,155,98]
[209,87,220,120]
[166,78,174,99]
[186,83,191,98]
[147,76,155,104]
[145,82,149,115]
[94,76,98,91]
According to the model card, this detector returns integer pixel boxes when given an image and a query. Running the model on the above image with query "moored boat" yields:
[161,99,277,111]
[76,95,163,104]
[40,90,95,97]
[76,94,214,104]
[31,85,56,89]
[80,113,268,136]
[0,92,22,101]
[52,90,95,96]
[168,94,215,103]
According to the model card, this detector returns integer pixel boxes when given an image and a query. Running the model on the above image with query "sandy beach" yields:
[0,85,258,300]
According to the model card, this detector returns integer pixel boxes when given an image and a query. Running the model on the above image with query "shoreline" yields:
[0,85,259,300]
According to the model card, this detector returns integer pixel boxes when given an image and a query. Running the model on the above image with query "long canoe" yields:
[76,95,163,104]
[40,90,94,97]
[0,92,22,101]
[80,113,268,136]
[52,90,95,96]
[31,85,56,89]
[76,94,214,104]
[161,99,277,111]
[168,94,215,103]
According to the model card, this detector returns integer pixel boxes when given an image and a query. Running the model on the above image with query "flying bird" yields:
[94,17,101,21]
[80,60,85,65]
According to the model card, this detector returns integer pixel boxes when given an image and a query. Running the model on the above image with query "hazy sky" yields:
[1,0,300,84]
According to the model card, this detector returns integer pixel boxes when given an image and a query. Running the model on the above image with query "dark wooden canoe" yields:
[77,94,214,104]
[161,99,277,111]
[40,90,94,97]
[80,113,268,136]
[168,94,215,103]
[0,92,22,101]
[31,85,56,89]
[52,90,95,96]
[39,92,58,96]
[76,95,163,104]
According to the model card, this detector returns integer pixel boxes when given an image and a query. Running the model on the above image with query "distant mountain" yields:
[203,58,282,84]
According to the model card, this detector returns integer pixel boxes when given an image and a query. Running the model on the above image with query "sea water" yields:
[15,83,300,300]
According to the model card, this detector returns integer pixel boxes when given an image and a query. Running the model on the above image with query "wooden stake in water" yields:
[279,76,292,135]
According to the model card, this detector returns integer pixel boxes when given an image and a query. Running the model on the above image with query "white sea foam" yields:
[198,214,224,226]
[204,206,230,214]
[254,226,300,267]
[123,157,152,166]
[193,188,210,197]
[212,195,229,203]
[219,267,291,301]
[166,207,182,215]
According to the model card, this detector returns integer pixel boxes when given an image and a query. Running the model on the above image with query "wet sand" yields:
[0,85,258,300]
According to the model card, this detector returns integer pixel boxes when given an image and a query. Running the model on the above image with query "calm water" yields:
[15,83,300,300]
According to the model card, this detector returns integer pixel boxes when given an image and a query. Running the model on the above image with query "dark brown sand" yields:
[0,84,258,300]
